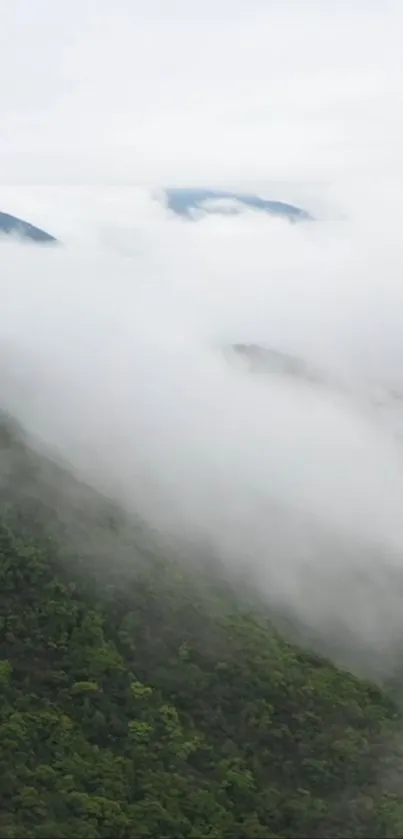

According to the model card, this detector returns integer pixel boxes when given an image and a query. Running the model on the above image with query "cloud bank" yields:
[1,0,403,674]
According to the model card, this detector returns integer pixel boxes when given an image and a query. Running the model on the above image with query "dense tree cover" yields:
[1,423,403,837]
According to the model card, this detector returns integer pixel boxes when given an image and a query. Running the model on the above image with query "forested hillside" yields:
[1,420,403,838]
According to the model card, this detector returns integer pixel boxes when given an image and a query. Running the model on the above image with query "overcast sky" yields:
[1,0,402,189]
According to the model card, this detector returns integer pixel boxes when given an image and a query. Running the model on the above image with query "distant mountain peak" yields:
[164,187,311,222]
[0,212,57,243]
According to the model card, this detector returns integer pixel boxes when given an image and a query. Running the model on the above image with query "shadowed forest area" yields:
[1,419,403,838]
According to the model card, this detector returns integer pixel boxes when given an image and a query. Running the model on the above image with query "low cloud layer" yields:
[2,182,403,676]
[1,0,403,675]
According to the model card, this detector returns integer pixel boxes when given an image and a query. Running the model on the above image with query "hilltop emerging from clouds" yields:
[164,187,311,222]
[0,211,57,243]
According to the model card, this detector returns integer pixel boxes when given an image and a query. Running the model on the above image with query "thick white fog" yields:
[1,0,403,670]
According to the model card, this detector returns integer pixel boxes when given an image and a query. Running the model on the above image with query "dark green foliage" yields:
[1,424,403,836]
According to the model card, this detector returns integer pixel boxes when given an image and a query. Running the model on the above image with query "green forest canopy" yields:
[1,419,403,838]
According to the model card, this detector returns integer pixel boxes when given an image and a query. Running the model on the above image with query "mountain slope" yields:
[0,212,57,243]
[1,419,403,838]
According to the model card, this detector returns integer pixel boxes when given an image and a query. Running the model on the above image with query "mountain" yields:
[164,187,311,222]
[0,211,57,243]
[1,416,403,837]
[227,343,323,383]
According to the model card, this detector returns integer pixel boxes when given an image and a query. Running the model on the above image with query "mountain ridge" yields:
[165,187,311,221]
[0,211,57,243]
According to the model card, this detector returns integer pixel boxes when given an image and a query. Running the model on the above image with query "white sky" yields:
[0,0,402,190]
